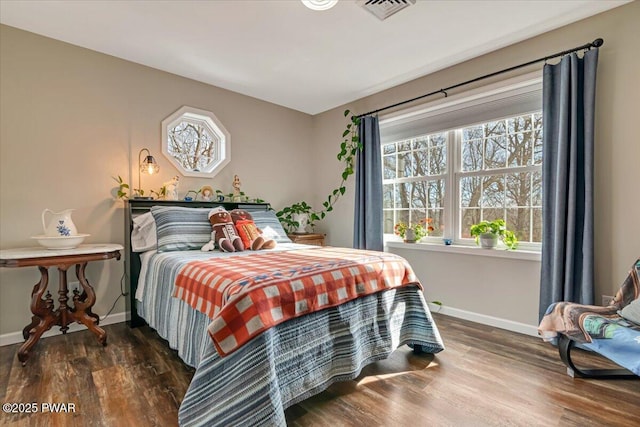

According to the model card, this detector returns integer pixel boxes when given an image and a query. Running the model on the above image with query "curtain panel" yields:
[353,116,383,251]
[539,49,599,321]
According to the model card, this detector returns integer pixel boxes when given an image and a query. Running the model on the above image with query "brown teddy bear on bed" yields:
[230,209,276,251]
[201,207,244,252]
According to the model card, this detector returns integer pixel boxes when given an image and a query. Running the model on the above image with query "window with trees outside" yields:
[381,76,543,249]
[161,106,231,178]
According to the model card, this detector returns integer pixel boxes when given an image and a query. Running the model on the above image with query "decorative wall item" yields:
[161,106,231,178]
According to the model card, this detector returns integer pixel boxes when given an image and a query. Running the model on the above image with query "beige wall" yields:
[0,25,313,335]
[1,2,638,337]
[312,2,640,327]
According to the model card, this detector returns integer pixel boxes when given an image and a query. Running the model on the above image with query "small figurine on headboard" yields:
[232,174,242,202]
[200,185,214,201]
[163,175,180,201]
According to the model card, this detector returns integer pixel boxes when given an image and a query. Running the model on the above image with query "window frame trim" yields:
[380,72,543,251]
[161,105,231,178]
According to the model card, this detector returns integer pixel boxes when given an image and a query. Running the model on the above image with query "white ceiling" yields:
[0,0,627,115]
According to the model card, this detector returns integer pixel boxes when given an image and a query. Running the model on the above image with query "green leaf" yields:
[344,109,350,117]
[342,171,348,180]
[342,129,349,137]
[339,187,346,195]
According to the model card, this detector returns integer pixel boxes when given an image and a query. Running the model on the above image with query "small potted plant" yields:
[394,218,434,243]
[276,201,315,234]
[276,110,361,233]
[469,219,518,250]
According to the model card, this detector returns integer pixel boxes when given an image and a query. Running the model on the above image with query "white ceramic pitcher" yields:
[42,209,77,237]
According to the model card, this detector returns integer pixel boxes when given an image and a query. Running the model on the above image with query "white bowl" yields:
[31,234,90,250]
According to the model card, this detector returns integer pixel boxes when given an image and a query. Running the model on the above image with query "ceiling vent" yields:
[358,0,416,21]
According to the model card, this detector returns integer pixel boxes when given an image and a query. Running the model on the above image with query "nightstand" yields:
[287,233,325,246]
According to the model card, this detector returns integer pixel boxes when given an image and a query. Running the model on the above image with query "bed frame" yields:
[124,199,272,327]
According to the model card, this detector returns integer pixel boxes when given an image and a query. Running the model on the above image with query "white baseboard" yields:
[1,307,538,347]
[0,311,127,347]
[428,303,539,337]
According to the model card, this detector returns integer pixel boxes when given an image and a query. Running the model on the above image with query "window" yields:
[383,133,447,237]
[161,106,231,178]
[381,75,543,248]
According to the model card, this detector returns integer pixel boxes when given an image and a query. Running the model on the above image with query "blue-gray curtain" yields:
[539,49,599,321]
[353,115,383,251]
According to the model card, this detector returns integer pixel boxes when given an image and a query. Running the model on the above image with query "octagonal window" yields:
[161,106,230,177]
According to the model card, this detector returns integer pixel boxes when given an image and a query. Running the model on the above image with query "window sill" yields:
[385,241,541,261]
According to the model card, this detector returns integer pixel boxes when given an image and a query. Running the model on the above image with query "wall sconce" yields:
[135,148,159,199]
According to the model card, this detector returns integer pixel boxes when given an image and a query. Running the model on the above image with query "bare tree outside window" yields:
[167,121,220,171]
[383,111,542,245]
[383,132,447,237]
[161,106,231,178]
[459,112,542,242]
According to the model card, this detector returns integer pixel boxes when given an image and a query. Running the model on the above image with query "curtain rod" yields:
[357,38,604,118]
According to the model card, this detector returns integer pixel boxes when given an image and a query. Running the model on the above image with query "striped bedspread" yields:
[136,245,445,426]
[174,247,421,356]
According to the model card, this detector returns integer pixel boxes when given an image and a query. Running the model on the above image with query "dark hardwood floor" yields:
[1,314,638,426]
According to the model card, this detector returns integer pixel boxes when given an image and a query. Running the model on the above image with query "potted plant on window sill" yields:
[469,219,518,250]
[394,219,434,243]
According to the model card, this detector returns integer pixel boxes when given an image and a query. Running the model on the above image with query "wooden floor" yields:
[1,314,638,426]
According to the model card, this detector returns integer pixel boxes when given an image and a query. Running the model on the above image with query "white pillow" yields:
[131,212,157,252]
[618,298,640,326]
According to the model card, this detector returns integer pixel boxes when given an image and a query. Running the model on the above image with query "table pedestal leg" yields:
[72,262,107,346]
[58,265,71,334]
[18,267,58,366]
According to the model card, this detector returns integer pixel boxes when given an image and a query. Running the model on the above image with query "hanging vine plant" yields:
[277,110,362,233]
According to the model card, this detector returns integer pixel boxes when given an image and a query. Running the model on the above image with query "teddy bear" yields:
[230,209,276,251]
[201,207,244,252]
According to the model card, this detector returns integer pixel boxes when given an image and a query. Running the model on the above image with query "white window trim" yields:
[380,72,543,254]
[386,241,541,262]
[161,106,231,178]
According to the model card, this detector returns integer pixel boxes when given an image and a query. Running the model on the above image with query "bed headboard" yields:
[124,199,272,327]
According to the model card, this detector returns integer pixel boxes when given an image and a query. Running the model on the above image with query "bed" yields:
[124,199,445,426]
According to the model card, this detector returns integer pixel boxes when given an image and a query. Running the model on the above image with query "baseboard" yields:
[428,303,539,337]
[1,307,538,346]
[0,311,127,347]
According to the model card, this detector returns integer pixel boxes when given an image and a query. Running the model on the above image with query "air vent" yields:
[358,0,416,21]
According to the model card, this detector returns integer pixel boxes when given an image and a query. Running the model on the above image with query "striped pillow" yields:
[151,206,212,252]
[251,211,292,244]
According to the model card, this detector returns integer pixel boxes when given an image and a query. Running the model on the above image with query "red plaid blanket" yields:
[174,247,421,356]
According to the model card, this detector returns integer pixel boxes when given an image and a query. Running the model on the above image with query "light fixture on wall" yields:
[135,148,159,199]
[301,0,338,11]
